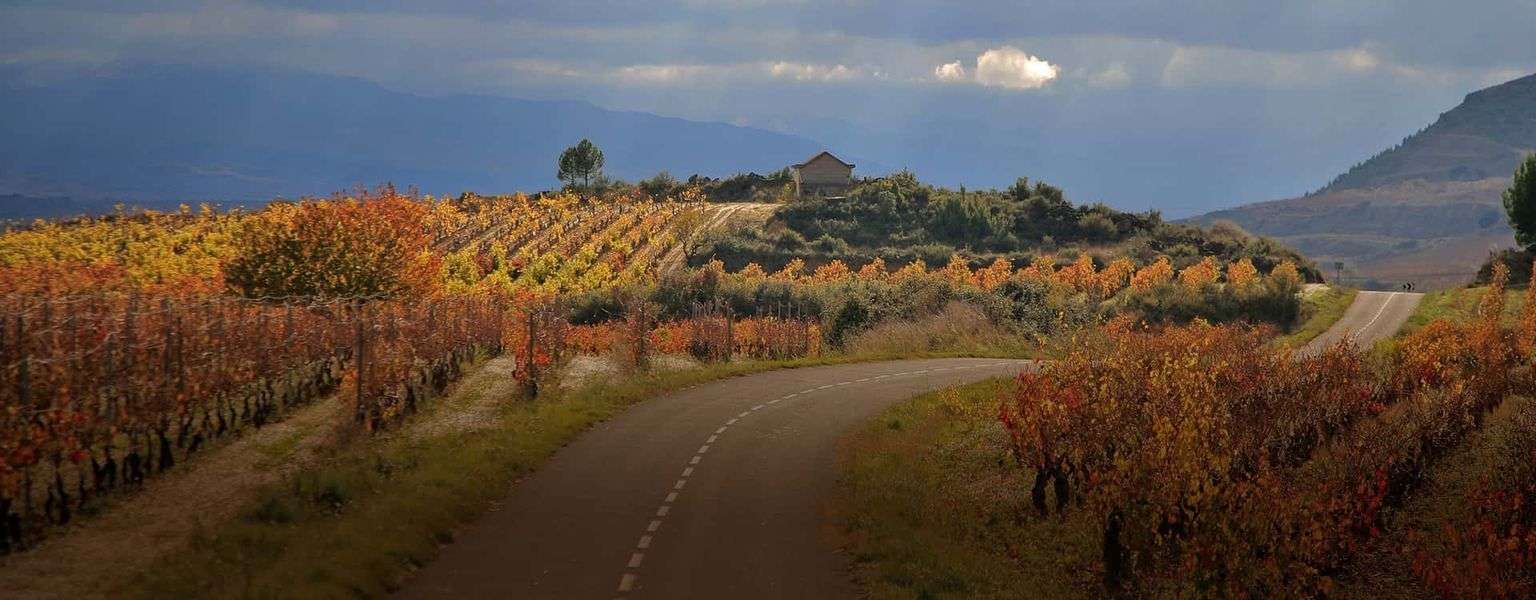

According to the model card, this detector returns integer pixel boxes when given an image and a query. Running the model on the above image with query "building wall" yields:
[797,155,851,186]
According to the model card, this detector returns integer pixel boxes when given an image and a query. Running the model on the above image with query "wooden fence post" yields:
[354,301,367,425]
[15,314,28,411]
[724,302,733,363]
[523,306,539,398]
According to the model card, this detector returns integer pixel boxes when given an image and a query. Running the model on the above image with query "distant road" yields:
[656,202,776,273]
[395,358,1030,599]
[1302,290,1423,355]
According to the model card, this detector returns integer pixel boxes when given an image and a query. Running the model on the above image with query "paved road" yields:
[398,292,1416,599]
[397,357,1031,600]
[1301,290,1423,355]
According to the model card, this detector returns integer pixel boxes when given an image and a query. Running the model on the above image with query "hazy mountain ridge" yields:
[1324,73,1536,191]
[1193,73,1535,289]
[0,65,825,215]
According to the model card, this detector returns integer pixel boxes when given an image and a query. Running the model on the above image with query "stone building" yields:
[790,151,855,198]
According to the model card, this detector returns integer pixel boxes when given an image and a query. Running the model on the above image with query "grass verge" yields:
[1400,285,1526,334]
[834,378,1096,599]
[125,350,1023,599]
[1279,286,1358,348]
[1337,395,1535,598]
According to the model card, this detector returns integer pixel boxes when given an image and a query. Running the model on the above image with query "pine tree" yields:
[557,139,605,192]
[1505,154,1536,251]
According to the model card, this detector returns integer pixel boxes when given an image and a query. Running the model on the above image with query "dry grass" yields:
[835,378,1097,599]
[1401,284,1526,334]
[844,302,1037,358]
[1278,285,1359,348]
[0,387,350,599]
[1337,396,1535,599]
[116,352,939,599]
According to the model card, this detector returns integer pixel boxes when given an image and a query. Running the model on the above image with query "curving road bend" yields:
[398,291,1418,599]
[1301,290,1422,356]
[397,357,1032,600]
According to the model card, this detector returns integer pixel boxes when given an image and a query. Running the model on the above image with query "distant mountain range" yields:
[0,65,824,218]
[1193,72,1535,289]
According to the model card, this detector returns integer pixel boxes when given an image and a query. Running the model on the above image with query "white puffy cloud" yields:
[614,63,722,83]
[1158,44,1465,89]
[768,61,857,82]
[973,46,1059,89]
[1086,62,1132,88]
[1336,47,1381,71]
[933,60,967,82]
[930,47,1058,89]
[571,61,869,85]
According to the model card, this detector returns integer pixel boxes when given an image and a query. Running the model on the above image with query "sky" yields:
[2,0,1534,215]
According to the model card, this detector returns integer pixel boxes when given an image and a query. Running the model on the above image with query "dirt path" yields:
[0,355,521,600]
[0,399,347,599]
[656,202,776,273]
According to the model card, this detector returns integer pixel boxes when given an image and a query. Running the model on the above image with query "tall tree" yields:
[1507,154,1536,251]
[558,139,605,191]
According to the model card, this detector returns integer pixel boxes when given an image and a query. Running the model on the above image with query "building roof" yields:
[792,151,855,170]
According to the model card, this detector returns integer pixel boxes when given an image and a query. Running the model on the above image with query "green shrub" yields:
[1123,279,1300,327]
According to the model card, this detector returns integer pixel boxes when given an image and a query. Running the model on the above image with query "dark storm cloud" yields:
[1,0,1532,211]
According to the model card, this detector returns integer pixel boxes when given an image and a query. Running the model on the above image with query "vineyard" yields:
[997,262,1536,597]
[0,188,786,554]
[0,185,1315,559]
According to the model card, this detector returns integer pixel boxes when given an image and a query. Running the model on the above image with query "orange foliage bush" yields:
[813,259,853,282]
[940,254,975,287]
[1093,258,1135,300]
[1128,256,1173,292]
[1052,255,1097,294]
[998,262,1528,595]
[224,188,440,298]
[856,257,888,280]
[975,257,1014,291]
[1177,256,1219,289]
[1226,257,1259,289]
[1015,255,1055,282]
[1269,259,1302,287]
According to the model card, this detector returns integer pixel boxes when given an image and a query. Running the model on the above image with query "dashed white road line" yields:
[1350,292,1400,342]
[611,360,1027,596]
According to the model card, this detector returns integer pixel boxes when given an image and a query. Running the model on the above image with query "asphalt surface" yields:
[396,357,1032,600]
[1301,290,1423,355]
[398,291,1419,599]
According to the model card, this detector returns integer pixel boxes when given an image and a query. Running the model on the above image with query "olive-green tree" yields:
[557,139,605,192]
[1505,153,1536,251]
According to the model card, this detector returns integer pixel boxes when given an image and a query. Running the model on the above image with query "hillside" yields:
[700,171,1321,281]
[0,65,823,217]
[1325,73,1536,191]
[1193,72,1535,289]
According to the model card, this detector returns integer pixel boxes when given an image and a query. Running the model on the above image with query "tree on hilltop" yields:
[558,139,605,192]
